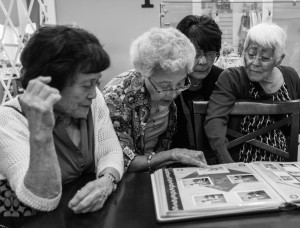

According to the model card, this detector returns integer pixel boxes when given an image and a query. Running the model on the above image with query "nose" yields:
[252,56,261,66]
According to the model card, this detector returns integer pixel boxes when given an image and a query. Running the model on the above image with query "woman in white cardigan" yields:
[0,25,123,215]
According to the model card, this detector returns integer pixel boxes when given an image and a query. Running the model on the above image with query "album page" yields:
[151,163,287,222]
[252,162,300,204]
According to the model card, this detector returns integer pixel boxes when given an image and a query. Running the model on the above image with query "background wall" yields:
[55,0,300,89]
[55,0,174,90]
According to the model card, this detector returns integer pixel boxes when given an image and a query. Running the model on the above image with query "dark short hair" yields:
[20,25,110,91]
[176,15,222,53]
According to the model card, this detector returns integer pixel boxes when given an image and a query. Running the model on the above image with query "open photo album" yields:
[151,162,300,222]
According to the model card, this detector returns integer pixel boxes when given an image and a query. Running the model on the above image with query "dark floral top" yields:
[103,70,177,172]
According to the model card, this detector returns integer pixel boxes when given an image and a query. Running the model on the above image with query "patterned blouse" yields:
[239,81,291,162]
[103,70,177,172]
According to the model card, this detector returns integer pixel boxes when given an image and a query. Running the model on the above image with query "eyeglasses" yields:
[195,50,220,62]
[148,76,191,94]
[246,51,275,63]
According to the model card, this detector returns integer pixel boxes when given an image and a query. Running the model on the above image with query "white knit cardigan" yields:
[0,88,124,211]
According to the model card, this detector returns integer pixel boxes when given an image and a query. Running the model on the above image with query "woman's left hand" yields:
[170,148,209,168]
[68,177,113,214]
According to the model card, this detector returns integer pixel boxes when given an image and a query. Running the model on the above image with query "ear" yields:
[275,54,285,66]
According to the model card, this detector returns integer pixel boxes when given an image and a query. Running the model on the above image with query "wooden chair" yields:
[193,100,300,162]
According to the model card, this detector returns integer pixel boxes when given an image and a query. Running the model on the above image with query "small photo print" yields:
[263,163,279,170]
[193,194,227,206]
[279,163,300,173]
[181,177,213,188]
[197,166,229,175]
[227,174,259,184]
[273,171,298,183]
[237,190,272,202]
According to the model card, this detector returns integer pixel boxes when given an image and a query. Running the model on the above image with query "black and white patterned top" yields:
[239,81,291,162]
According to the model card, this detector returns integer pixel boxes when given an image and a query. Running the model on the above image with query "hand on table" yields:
[68,176,114,214]
[170,148,209,168]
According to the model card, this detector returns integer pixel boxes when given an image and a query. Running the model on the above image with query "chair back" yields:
[193,100,300,161]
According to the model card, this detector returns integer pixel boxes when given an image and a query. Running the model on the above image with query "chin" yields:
[190,71,209,80]
[248,74,263,83]
[71,109,90,119]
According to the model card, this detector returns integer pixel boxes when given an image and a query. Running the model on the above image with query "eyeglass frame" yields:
[245,50,276,63]
[148,76,191,94]
[194,50,220,63]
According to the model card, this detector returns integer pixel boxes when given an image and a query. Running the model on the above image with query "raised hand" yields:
[19,76,61,134]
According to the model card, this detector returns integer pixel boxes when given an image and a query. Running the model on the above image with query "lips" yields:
[194,68,209,73]
[250,70,263,73]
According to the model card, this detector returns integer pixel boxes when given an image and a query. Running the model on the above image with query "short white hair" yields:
[243,23,287,60]
[130,27,196,77]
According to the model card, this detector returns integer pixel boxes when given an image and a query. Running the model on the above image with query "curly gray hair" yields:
[130,27,196,78]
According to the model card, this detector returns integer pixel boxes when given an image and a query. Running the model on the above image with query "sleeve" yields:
[290,67,300,99]
[286,67,300,133]
[204,70,238,163]
[93,89,124,179]
[103,78,137,172]
[0,107,61,211]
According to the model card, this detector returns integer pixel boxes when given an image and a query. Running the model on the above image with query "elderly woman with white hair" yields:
[204,23,300,164]
[104,27,208,172]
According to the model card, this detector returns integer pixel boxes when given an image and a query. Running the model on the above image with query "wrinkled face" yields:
[145,68,189,106]
[190,49,218,80]
[244,43,278,83]
[54,72,102,118]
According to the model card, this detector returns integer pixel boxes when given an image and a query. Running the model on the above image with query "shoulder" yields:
[206,65,224,82]
[211,65,224,75]
[103,70,146,102]
[216,66,250,97]
[0,97,25,126]
[218,66,247,83]
[279,66,299,81]
[93,88,105,107]
[103,70,146,106]
[103,70,145,94]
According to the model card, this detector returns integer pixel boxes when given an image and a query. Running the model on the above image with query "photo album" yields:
[151,162,300,222]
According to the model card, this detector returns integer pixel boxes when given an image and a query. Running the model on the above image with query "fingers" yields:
[69,180,110,214]
[44,92,62,107]
[186,157,209,168]
[189,150,209,168]
[69,181,94,208]
[76,189,109,214]
[197,151,208,165]
[173,149,209,168]
[26,76,52,93]
[20,76,61,128]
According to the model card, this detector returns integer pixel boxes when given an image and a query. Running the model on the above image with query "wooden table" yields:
[1,172,300,228]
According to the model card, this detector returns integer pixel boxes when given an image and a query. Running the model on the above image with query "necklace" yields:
[63,117,72,127]
[148,106,168,129]
[191,81,201,87]
[189,77,202,87]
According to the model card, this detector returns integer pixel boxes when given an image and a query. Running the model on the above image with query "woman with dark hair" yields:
[171,15,223,164]
[0,25,123,215]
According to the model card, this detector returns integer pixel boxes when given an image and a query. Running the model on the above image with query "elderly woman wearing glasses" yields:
[103,27,208,172]
[204,23,300,164]
[171,16,223,164]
